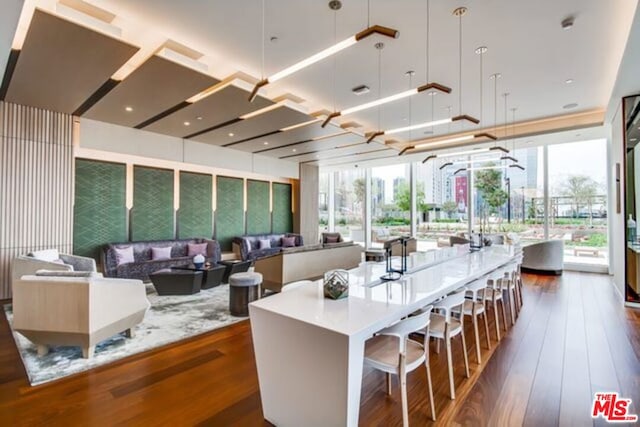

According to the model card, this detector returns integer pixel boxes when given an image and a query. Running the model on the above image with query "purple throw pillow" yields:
[151,247,172,261]
[187,242,208,257]
[114,246,134,266]
[325,236,339,244]
[258,239,271,249]
[282,236,297,247]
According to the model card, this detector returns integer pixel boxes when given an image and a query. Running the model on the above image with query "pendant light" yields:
[400,7,496,159]
[249,0,400,101]
[508,107,525,170]
[320,0,452,127]
[365,1,476,142]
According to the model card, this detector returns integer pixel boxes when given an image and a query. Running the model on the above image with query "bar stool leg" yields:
[445,329,455,399]
[425,359,436,421]
[493,299,501,341]
[460,328,470,378]
[482,311,491,349]
[472,307,481,364]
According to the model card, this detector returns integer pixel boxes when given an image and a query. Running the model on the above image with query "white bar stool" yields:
[454,277,491,364]
[428,289,470,399]
[364,306,436,425]
[485,268,508,341]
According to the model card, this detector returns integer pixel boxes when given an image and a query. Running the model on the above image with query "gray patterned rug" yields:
[3,283,246,386]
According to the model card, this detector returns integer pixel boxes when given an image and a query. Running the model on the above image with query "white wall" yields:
[605,4,640,299]
[79,118,299,180]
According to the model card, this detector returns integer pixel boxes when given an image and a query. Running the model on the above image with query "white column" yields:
[410,162,418,237]
[365,167,372,249]
[328,171,335,232]
[543,145,550,239]
[468,157,474,235]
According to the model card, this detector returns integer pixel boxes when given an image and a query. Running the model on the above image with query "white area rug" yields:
[3,283,246,386]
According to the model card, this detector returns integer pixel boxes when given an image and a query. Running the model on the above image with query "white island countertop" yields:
[249,244,520,427]
[250,244,519,339]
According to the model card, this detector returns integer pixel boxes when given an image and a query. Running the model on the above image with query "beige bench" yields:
[254,244,363,292]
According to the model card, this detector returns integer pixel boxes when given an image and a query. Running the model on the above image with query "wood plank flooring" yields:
[0,272,638,426]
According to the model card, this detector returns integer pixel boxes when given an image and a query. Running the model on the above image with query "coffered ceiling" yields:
[0,0,637,167]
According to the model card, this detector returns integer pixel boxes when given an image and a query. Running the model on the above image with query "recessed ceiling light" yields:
[402,117,408,121]
[263,141,269,145]
[125,106,133,112]
[563,103,578,109]
[197,116,203,120]
[184,121,191,126]
[631,138,638,142]
[228,133,234,137]
[565,78,574,84]
[292,149,297,152]
[527,140,534,144]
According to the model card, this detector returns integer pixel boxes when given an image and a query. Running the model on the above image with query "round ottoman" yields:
[229,272,263,316]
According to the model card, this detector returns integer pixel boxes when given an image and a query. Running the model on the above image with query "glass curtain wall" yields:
[469,146,545,244]
[547,140,608,267]
[320,138,609,269]
[415,158,469,250]
[334,169,365,245]
[370,165,411,248]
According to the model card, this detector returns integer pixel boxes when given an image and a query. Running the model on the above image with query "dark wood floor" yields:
[0,272,638,426]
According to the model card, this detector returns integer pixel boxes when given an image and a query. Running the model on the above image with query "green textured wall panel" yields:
[215,176,244,251]
[272,182,293,234]
[73,159,127,259]
[246,180,271,235]
[178,171,213,239]
[131,166,174,241]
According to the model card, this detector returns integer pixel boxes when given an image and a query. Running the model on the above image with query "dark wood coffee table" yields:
[171,264,226,289]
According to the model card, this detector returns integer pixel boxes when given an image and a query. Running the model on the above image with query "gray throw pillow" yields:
[258,239,271,249]
[114,246,134,266]
[151,247,172,260]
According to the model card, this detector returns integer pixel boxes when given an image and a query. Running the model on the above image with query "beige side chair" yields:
[12,274,150,358]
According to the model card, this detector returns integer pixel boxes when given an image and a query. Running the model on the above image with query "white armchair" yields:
[12,250,97,285]
[12,273,149,358]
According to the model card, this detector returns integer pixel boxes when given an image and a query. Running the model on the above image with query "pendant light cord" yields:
[479,51,483,125]
[458,12,463,116]
[333,8,337,112]
[503,92,509,152]
[377,47,382,129]
[367,0,371,27]
[408,72,413,140]
[261,0,265,79]
[425,0,430,83]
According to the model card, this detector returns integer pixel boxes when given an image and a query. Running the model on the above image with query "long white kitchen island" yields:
[249,245,519,427]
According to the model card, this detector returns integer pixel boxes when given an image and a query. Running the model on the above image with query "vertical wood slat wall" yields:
[0,101,74,299]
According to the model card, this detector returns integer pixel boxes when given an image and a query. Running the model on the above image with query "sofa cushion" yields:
[114,246,134,266]
[35,269,98,278]
[187,242,208,257]
[151,247,172,261]
[258,239,271,249]
[30,249,60,262]
[282,236,296,247]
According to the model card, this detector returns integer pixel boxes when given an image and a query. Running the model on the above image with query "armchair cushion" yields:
[30,249,59,262]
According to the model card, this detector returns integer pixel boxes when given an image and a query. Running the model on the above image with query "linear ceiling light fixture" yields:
[322,81,451,127]
[366,115,478,143]
[249,24,400,102]
[366,0,468,142]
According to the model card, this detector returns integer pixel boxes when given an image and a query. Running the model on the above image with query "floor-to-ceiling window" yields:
[415,159,469,250]
[547,139,608,267]
[334,169,365,245]
[319,172,329,236]
[319,138,610,271]
[469,146,546,244]
[370,165,411,248]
